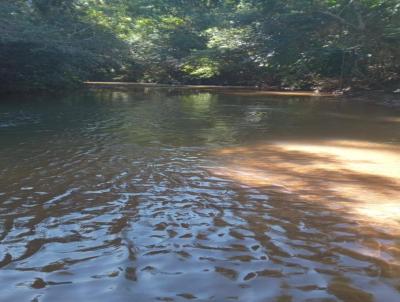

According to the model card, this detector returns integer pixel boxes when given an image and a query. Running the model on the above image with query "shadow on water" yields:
[0,89,400,301]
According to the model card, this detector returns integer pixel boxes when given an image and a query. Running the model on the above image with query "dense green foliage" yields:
[0,0,129,92]
[1,0,399,92]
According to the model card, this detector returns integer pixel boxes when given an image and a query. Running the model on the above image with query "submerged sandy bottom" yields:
[211,140,400,231]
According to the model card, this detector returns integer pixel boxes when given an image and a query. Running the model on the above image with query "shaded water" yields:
[0,89,399,302]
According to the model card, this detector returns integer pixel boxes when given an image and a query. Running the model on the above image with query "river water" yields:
[0,89,399,301]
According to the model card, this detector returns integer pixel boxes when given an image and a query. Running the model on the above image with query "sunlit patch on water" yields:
[210,140,400,230]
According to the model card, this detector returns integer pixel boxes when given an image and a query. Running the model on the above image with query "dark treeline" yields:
[1,0,399,93]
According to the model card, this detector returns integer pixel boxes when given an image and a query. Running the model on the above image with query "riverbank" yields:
[84,81,400,108]
[84,81,337,97]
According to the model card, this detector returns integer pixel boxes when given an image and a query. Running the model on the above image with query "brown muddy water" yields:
[0,89,399,302]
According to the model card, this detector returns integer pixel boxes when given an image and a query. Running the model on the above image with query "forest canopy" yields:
[1,0,399,93]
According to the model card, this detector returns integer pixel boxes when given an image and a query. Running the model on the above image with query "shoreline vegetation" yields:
[1,1,398,99]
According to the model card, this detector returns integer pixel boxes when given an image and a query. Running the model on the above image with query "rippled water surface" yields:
[1,89,400,302]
